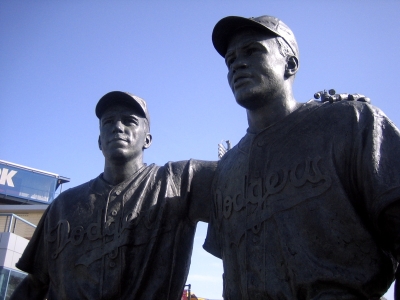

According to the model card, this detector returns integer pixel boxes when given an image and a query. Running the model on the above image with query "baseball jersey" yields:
[16,160,215,300]
[204,100,400,299]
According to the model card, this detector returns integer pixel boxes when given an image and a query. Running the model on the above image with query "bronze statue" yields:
[11,91,216,299]
[204,15,400,299]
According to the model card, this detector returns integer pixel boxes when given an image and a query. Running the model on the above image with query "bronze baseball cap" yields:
[95,91,150,127]
[212,15,299,58]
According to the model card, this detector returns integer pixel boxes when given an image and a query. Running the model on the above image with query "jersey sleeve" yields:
[203,215,222,259]
[350,104,400,261]
[164,160,216,224]
[15,205,51,285]
[186,160,217,223]
[352,104,400,224]
[202,160,224,259]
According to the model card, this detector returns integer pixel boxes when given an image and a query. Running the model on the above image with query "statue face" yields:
[225,30,288,110]
[98,104,150,163]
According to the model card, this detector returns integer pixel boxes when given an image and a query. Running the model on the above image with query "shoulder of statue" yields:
[58,179,94,197]
[188,159,217,170]
[48,178,97,210]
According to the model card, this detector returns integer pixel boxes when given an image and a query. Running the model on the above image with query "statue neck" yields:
[246,94,300,133]
[102,158,144,186]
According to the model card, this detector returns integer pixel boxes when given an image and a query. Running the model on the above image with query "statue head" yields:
[96,91,152,164]
[212,15,299,110]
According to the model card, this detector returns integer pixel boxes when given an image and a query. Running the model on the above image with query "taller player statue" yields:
[204,15,400,299]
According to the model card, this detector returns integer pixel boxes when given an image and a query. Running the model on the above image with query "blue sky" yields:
[1,1,399,299]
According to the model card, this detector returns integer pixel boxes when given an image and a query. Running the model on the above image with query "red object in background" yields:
[182,291,199,300]
[181,290,188,300]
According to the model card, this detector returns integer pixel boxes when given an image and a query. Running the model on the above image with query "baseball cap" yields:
[212,15,299,58]
[95,91,150,127]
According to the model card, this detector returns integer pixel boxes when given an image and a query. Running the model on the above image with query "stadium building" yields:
[0,160,69,299]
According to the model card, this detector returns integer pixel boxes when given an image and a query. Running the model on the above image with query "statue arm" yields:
[10,274,48,300]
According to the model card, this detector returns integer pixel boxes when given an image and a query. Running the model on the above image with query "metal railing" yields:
[0,213,36,234]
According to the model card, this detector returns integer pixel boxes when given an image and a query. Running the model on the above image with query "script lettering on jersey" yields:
[214,157,332,244]
[47,203,170,265]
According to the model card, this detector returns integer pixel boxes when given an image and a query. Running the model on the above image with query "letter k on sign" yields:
[0,168,17,187]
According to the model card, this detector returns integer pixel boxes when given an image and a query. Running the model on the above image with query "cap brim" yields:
[212,16,278,57]
[95,91,146,119]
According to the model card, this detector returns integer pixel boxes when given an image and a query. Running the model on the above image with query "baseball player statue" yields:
[11,91,216,299]
[203,15,400,299]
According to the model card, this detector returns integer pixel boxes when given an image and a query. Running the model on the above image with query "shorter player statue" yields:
[11,91,216,300]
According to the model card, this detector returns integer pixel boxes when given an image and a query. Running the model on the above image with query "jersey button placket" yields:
[247,133,268,295]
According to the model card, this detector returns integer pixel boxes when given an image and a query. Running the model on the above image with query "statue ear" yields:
[143,133,152,149]
[285,55,299,77]
[98,136,102,150]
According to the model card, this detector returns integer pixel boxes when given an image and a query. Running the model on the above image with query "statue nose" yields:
[232,60,247,74]
[112,121,123,133]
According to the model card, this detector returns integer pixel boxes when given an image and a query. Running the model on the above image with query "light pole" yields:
[184,284,191,299]
[218,140,231,159]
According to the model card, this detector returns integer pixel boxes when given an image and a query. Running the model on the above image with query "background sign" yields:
[0,162,58,203]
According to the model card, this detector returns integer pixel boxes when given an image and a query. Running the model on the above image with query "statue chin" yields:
[235,96,268,111]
